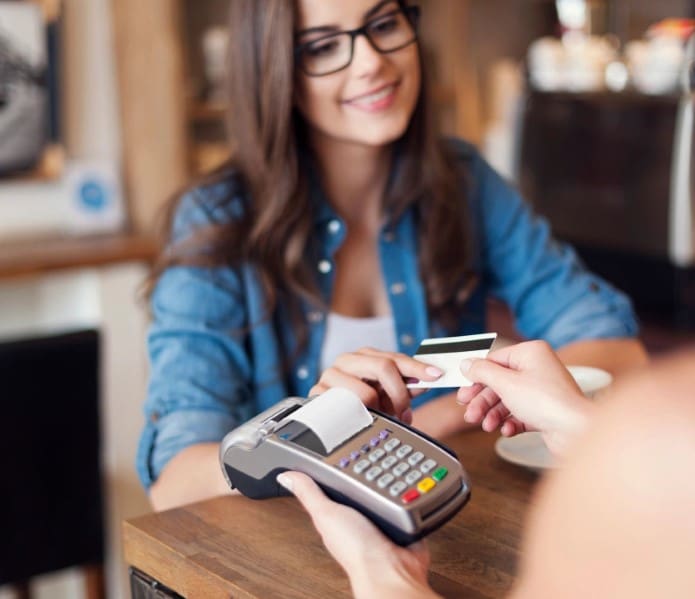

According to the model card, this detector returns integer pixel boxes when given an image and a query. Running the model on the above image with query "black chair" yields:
[0,330,105,598]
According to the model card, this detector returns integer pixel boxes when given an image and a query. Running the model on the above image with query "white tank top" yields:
[319,312,398,373]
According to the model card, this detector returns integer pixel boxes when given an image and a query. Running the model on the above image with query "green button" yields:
[432,467,448,482]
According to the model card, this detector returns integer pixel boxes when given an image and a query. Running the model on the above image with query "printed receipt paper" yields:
[290,388,373,452]
[407,333,498,389]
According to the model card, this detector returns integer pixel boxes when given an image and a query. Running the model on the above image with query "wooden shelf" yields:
[191,141,230,174]
[0,233,158,281]
[188,101,227,123]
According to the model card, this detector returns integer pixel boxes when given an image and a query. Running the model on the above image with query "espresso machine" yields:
[518,24,695,327]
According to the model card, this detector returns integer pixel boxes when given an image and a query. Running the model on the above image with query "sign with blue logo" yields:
[78,179,111,212]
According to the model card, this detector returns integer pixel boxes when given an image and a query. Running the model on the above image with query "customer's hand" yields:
[310,348,442,424]
[276,471,440,599]
[456,341,592,454]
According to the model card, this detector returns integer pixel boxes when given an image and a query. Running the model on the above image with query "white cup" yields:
[528,37,565,91]
[627,37,684,95]
[566,365,613,398]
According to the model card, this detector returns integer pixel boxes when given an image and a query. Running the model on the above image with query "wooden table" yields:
[123,431,539,599]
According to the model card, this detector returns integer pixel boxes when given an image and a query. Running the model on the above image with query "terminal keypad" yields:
[338,428,449,505]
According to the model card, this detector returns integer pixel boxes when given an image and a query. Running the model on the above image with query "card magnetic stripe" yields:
[415,338,494,355]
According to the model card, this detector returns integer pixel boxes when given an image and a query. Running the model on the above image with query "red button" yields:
[401,489,420,504]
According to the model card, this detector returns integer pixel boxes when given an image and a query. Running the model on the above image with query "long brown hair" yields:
[148,0,476,349]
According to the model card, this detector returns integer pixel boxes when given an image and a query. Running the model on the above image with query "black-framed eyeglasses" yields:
[295,5,421,77]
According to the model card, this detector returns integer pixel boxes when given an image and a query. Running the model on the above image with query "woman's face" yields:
[294,0,422,149]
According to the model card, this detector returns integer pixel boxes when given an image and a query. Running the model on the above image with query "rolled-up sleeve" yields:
[474,153,639,347]
[136,190,255,489]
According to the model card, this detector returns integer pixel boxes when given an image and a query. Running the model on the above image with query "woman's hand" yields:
[276,471,440,599]
[456,340,592,454]
[310,347,443,424]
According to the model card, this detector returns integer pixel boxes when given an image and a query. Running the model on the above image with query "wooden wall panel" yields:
[421,0,482,143]
[111,0,189,234]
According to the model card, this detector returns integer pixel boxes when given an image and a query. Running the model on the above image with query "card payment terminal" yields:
[220,388,471,546]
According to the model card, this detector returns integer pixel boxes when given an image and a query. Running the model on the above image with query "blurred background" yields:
[0,1,694,598]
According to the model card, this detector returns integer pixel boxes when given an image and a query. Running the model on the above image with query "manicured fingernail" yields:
[426,366,443,378]
[460,359,472,373]
[401,408,413,423]
[276,473,293,492]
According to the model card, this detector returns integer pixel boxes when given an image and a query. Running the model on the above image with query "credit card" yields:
[406,333,497,389]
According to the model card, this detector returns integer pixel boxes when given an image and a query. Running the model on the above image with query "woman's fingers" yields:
[311,367,381,407]
[358,347,443,382]
[330,349,441,419]
[311,348,442,420]
[333,353,407,414]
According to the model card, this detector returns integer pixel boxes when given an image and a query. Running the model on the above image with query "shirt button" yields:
[308,311,324,323]
[327,220,341,234]
[297,366,310,380]
[400,334,415,347]
[390,282,406,295]
[383,231,396,243]
[318,260,332,274]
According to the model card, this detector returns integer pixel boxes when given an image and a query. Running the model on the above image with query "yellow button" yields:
[417,478,436,494]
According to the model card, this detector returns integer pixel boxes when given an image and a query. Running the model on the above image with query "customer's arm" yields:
[140,263,253,511]
[138,192,256,510]
[555,337,648,373]
[149,443,236,511]
[513,350,695,599]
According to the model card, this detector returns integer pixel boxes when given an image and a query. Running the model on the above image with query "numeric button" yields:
[396,444,412,459]
[389,481,407,497]
[377,473,395,489]
[405,470,422,485]
[420,459,437,474]
[392,462,409,477]
[384,438,401,452]
[353,459,370,474]
[381,456,398,470]
[407,451,424,466]
[369,448,386,463]
[366,466,383,481]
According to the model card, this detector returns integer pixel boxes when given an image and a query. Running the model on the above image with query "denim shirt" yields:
[136,139,638,489]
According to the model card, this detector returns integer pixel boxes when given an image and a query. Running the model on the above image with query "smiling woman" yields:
[294,0,422,147]
[137,0,646,511]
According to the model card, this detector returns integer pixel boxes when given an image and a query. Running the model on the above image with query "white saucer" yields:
[494,365,613,470]
[566,365,613,398]
[494,432,556,471]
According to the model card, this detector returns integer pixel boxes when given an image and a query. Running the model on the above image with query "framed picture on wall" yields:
[0,0,61,179]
